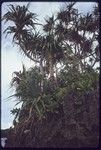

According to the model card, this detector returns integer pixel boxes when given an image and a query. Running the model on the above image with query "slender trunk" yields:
[55,64,58,86]
[40,56,44,92]
[49,54,54,79]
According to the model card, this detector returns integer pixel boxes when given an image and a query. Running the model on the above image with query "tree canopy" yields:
[2,2,99,147]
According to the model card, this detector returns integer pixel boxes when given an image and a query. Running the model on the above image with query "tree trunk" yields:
[40,56,44,92]
[49,54,54,79]
[55,64,58,86]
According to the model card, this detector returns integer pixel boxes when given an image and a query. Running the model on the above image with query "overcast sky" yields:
[1,2,97,129]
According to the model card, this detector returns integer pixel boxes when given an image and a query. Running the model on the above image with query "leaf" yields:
[14,101,22,107]
[5,93,21,101]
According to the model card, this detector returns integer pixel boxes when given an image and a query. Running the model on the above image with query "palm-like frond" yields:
[3,4,37,27]
[55,22,65,35]
[2,4,38,46]
[43,15,55,32]
[57,10,70,23]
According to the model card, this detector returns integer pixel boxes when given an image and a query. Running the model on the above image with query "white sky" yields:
[1,2,97,129]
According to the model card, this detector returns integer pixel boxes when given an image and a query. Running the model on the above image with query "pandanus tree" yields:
[2,3,47,92]
[42,15,66,80]
[56,2,99,72]
[2,3,99,147]
[10,64,44,121]
[3,4,64,82]
[3,1,99,122]
[3,2,99,104]
[2,3,41,63]
[3,2,99,77]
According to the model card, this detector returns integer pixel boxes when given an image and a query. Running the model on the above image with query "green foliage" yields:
[77,70,99,91]
[3,4,99,146]
[10,108,20,122]
[9,61,99,121]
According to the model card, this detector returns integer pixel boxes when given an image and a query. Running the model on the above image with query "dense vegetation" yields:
[2,2,99,147]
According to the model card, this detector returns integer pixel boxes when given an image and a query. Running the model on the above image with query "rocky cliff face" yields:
[1,128,16,147]
[1,89,99,148]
